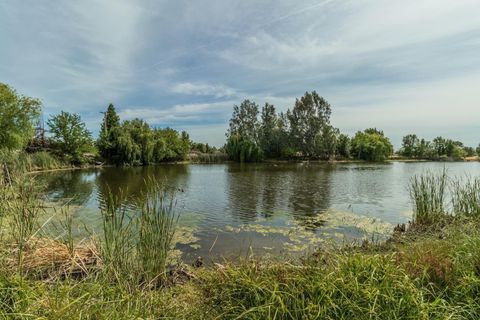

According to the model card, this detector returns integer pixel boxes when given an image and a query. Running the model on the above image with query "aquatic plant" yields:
[409,169,448,225]
[99,181,178,289]
[451,176,480,217]
[137,181,177,286]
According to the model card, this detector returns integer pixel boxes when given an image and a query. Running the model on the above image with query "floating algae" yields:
[318,209,393,235]
[222,209,393,253]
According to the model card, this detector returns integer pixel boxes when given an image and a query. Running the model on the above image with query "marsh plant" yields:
[410,171,480,225]
[451,177,480,217]
[6,176,44,270]
[409,170,448,225]
[99,181,177,289]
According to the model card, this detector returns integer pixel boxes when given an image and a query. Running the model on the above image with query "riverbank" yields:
[1,216,480,319]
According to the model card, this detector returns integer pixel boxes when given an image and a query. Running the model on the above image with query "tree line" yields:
[2,83,478,165]
[225,91,395,162]
[399,134,479,160]
[0,83,192,165]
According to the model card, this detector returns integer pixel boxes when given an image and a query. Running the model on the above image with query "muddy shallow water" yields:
[36,161,480,263]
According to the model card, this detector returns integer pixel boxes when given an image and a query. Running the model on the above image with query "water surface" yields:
[37,162,480,262]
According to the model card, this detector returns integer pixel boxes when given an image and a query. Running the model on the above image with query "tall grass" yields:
[410,170,480,226]
[409,169,448,225]
[99,180,178,289]
[5,176,44,272]
[451,177,480,217]
[0,150,64,174]
[138,182,177,286]
[99,188,137,288]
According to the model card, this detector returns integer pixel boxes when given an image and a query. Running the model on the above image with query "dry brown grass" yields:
[8,237,100,278]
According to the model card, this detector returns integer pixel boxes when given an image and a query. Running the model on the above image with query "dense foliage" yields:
[225,92,396,162]
[47,111,94,163]
[97,105,190,165]
[399,134,477,160]
[225,92,348,162]
[0,83,41,150]
[350,128,394,161]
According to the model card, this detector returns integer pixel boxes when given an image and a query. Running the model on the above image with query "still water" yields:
[37,162,480,262]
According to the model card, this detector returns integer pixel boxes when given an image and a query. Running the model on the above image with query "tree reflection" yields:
[95,165,190,207]
[39,169,96,206]
[225,163,333,230]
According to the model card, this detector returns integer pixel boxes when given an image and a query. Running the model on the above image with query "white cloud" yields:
[119,101,235,125]
[170,82,238,98]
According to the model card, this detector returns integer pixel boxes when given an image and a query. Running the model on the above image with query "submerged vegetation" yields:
[1,169,480,318]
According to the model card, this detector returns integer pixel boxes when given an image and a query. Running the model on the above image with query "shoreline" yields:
[25,157,479,174]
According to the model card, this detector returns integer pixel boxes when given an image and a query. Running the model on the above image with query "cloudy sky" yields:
[1,0,479,147]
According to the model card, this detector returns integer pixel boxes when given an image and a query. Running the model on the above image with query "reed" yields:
[409,169,448,225]
[99,180,178,289]
[98,187,137,288]
[137,181,177,286]
[5,176,44,274]
[451,177,480,217]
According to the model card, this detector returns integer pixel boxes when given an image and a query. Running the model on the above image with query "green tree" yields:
[225,134,263,162]
[350,128,393,161]
[400,134,419,158]
[227,100,260,143]
[463,146,476,157]
[477,144,480,156]
[0,83,41,150]
[415,139,433,159]
[288,91,331,157]
[97,103,120,160]
[315,125,339,160]
[260,103,283,158]
[47,111,93,162]
[226,99,262,162]
[432,137,447,157]
[336,134,351,159]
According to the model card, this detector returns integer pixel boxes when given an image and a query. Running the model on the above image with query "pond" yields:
[36,161,480,262]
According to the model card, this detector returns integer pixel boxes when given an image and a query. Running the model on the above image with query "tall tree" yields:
[226,99,263,162]
[260,103,278,157]
[401,134,419,158]
[47,111,93,161]
[288,91,331,157]
[315,125,339,160]
[227,99,260,143]
[336,133,350,159]
[97,103,121,160]
[0,83,41,150]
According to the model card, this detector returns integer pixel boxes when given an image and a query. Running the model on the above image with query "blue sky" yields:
[1,0,479,147]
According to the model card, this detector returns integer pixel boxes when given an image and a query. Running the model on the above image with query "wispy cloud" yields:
[170,82,238,98]
[1,0,479,146]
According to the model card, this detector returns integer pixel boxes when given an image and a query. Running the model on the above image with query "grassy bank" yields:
[1,172,480,319]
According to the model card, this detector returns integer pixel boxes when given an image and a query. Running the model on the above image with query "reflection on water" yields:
[36,162,480,261]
